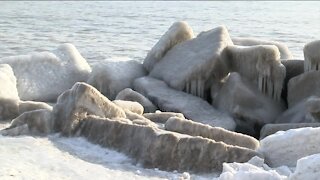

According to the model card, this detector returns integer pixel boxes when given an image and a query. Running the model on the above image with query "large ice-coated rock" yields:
[115,88,157,113]
[165,117,259,150]
[78,116,260,173]
[260,123,320,139]
[289,154,320,180]
[288,71,320,107]
[1,109,53,136]
[0,44,91,102]
[143,21,194,72]
[222,45,285,101]
[304,40,320,72]
[52,82,127,135]
[232,37,293,59]
[259,127,320,167]
[87,60,146,100]
[150,26,232,98]
[0,64,19,120]
[276,96,320,124]
[280,60,304,105]
[134,76,236,130]
[214,73,284,136]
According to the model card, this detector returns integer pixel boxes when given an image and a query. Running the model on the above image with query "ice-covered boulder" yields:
[280,60,304,105]
[259,127,320,167]
[52,82,127,135]
[150,26,232,98]
[1,109,53,136]
[18,101,52,115]
[304,40,320,72]
[0,64,19,120]
[232,37,293,59]
[134,76,236,130]
[214,73,284,136]
[87,60,146,100]
[78,116,259,173]
[115,88,157,113]
[113,100,144,115]
[218,156,290,180]
[222,45,285,101]
[165,117,259,150]
[0,44,91,102]
[143,21,194,72]
[289,154,320,180]
[143,111,185,124]
[276,96,320,124]
[260,123,320,139]
[287,71,320,107]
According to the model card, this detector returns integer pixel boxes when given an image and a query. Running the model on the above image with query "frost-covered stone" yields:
[18,101,52,115]
[134,76,236,130]
[214,73,284,135]
[259,127,320,167]
[143,21,194,72]
[0,64,19,120]
[150,26,232,98]
[287,71,320,107]
[260,123,320,139]
[280,60,304,104]
[276,96,320,124]
[222,45,285,101]
[113,100,144,115]
[304,40,320,72]
[115,88,157,113]
[52,82,127,135]
[143,111,185,124]
[0,43,92,102]
[232,37,293,59]
[78,116,259,173]
[2,109,53,136]
[165,117,259,150]
[218,156,290,180]
[87,60,146,100]
[289,154,320,180]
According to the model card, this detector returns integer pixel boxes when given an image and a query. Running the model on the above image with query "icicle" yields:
[186,81,190,94]
[191,80,197,97]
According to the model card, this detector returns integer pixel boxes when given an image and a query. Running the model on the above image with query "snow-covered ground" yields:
[0,122,218,179]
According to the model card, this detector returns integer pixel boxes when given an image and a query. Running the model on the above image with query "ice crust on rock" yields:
[87,60,146,100]
[232,37,293,59]
[0,64,19,120]
[0,43,92,102]
[165,117,259,150]
[18,101,52,115]
[214,72,284,135]
[276,96,320,124]
[260,123,320,139]
[134,76,236,130]
[116,88,157,113]
[222,45,285,101]
[78,116,259,173]
[143,111,185,124]
[287,71,320,108]
[150,26,232,99]
[143,21,194,72]
[303,40,320,72]
[113,100,144,115]
[259,127,320,167]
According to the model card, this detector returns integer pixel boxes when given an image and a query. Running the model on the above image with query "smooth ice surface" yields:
[0,64,19,100]
[289,154,320,180]
[0,44,92,102]
[259,127,320,167]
